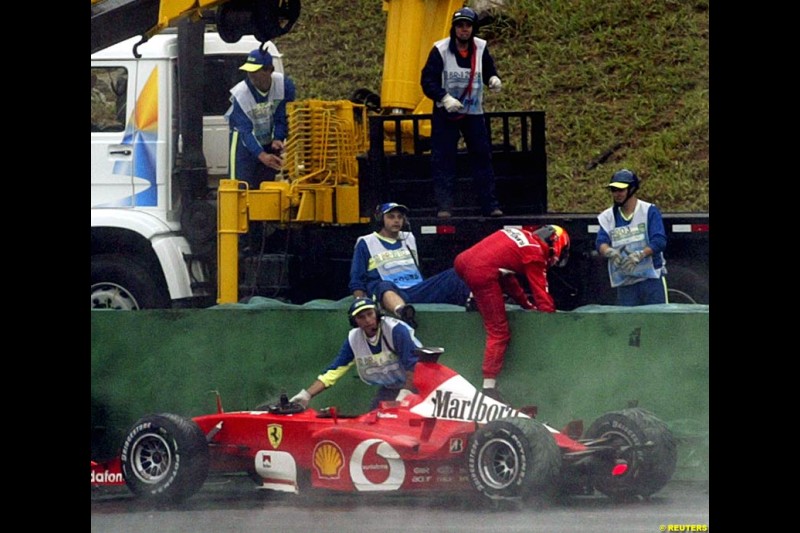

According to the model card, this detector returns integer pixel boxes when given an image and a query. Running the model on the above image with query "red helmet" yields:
[550,225,570,267]
[534,225,570,267]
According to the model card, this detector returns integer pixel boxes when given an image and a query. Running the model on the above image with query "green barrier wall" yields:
[91,307,709,481]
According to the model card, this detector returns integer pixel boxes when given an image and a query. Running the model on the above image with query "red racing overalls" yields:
[454,228,555,378]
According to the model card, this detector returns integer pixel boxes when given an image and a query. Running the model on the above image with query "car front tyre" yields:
[120,413,209,503]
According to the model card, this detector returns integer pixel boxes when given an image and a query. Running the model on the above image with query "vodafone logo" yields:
[91,470,123,484]
[349,439,405,492]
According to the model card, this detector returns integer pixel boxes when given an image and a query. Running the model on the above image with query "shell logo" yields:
[313,441,344,479]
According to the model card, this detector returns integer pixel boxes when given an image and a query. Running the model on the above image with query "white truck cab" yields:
[91,31,283,309]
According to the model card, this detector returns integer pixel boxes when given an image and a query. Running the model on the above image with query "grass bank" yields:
[277,0,709,213]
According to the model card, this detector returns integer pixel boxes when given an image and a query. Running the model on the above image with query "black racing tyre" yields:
[91,253,170,310]
[120,413,210,503]
[585,408,677,500]
[467,417,561,501]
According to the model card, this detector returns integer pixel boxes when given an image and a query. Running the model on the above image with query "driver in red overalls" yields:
[454,225,570,402]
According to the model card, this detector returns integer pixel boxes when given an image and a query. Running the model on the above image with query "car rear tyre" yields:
[121,413,210,503]
[585,407,677,500]
[467,417,561,501]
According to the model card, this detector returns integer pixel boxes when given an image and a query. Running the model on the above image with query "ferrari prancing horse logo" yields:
[268,424,283,448]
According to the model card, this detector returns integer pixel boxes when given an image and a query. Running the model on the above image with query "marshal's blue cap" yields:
[349,297,377,317]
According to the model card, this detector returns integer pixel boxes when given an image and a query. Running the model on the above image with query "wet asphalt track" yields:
[91,477,709,533]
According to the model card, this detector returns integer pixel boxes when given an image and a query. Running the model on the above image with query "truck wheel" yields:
[585,408,677,500]
[120,413,210,503]
[666,265,708,304]
[91,254,169,310]
[467,417,561,501]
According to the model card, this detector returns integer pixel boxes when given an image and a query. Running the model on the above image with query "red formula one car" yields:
[91,348,677,504]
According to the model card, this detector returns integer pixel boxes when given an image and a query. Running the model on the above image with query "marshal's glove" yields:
[488,76,502,92]
[289,389,311,408]
[620,250,646,273]
[603,247,623,267]
[441,94,464,113]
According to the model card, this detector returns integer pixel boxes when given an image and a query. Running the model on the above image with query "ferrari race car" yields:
[91,348,677,504]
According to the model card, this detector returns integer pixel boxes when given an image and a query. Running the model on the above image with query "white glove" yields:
[395,389,413,402]
[603,247,623,267]
[620,251,645,273]
[290,389,311,408]
[488,76,502,92]
[440,94,464,113]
